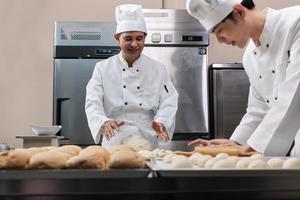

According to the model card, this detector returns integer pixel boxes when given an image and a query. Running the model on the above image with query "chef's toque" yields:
[186,0,241,31]
[115,4,147,34]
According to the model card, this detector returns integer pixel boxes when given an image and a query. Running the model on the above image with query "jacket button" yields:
[275,97,278,100]
[123,85,126,88]
[266,44,269,48]
[139,103,142,106]
[272,70,275,74]
[266,100,270,103]
[259,75,262,79]
[124,102,128,105]
[136,69,139,72]
[123,69,126,71]
[137,86,140,89]
[253,51,257,55]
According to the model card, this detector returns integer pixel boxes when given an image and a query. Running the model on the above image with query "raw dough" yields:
[267,157,284,169]
[163,154,177,164]
[248,159,267,169]
[283,157,300,169]
[171,156,193,168]
[188,152,203,165]
[215,153,229,159]
[138,150,156,160]
[212,158,236,169]
[236,157,254,169]
[250,153,264,159]
[121,134,152,151]
[196,155,212,168]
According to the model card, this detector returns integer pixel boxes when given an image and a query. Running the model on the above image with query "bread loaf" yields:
[28,151,72,169]
[66,146,109,169]
[108,150,145,169]
[51,145,81,157]
[194,146,239,156]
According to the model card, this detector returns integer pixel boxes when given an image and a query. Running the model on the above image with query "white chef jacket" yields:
[85,52,178,148]
[230,6,300,156]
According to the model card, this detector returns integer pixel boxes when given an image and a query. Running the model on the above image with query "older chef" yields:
[85,4,178,149]
[187,0,300,156]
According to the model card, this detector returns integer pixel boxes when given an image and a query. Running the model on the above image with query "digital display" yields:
[182,35,203,42]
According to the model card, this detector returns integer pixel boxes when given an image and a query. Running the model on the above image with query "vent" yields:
[71,32,102,40]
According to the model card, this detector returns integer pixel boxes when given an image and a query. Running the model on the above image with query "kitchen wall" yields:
[0,0,299,147]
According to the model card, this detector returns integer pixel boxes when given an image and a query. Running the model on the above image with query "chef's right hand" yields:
[101,120,124,141]
[188,138,240,147]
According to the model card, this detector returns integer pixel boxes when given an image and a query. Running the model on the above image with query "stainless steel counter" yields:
[1,169,300,200]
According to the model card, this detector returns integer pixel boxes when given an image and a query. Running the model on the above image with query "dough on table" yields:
[283,157,300,169]
[51,145,82,157]
[163,153,177,164]
[0,149,31,169]
[267,157,284,169]
[108,150,145,169]
[121,134,152,151]
[212,158,236,169]
[250,153,264,159]
[204,157,221,169]
[236,157,254,169]
[171,156,193,168]
[188,152,203,165]
[138,150,156,160]
[226,156,240,165]
[84,145,110,163]
[248,159,267,169]
[215,153,229,159]
[196,155,212,168]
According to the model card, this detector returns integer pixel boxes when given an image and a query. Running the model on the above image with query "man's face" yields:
[115,31,146,59]
[212,16,250,48]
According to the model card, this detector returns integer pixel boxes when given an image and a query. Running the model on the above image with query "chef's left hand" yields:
[151,121,169,142]
[238,144,255,154]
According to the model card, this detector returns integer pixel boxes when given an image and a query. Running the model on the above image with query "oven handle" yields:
[54,97,70,128]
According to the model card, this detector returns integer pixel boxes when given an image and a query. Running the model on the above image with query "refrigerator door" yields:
[209,64,250,139]
[53,59,102,145]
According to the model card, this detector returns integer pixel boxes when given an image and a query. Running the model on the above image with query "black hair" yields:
[223,0,255,22]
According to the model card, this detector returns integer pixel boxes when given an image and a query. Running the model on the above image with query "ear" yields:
[232,4,246,19]
[114,33,121,43]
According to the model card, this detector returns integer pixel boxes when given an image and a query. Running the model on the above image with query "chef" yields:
[85,4,178,149]
[186,0,300,156]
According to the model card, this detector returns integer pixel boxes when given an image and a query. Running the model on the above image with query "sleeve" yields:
[230,84,269,145]
[247,23,300,156]
[85,63,110,144]
[154,66,179,141]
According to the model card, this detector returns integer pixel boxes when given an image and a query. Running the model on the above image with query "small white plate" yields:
[31,125,62,136]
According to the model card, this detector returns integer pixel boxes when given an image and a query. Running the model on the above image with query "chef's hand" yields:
[101,120,124,141]
[238,144,255,154]
[151,121,169,142]
[188,138,240,147]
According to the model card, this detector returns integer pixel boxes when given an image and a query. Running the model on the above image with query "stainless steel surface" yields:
[209,63,250,139]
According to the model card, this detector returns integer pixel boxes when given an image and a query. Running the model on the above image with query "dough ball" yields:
[163,154,177,164]
[236,157,254,169]
[204,157,221,169]
[121,134,152,151]
[171,156,193,168]
[226,156,240,165]
[212,158,236,169]
[138,150,156,160]
[215,153,229,159]
[250,153,264,159]
[267,157,284,169]
[248,159,267,169]
[188,153,203,165]
[5,149,31,169]
[109,145,135,154]
[108,151,145,169]
[283,157,300,169]
[196,155,212,168]
[152,148,169,158]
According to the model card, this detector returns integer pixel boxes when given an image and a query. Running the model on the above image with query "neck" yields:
[250,9,267,47]
[122,52,140,67]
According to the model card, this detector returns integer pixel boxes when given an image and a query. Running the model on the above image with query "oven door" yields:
[53,59,102,145]
[143,46,209,139]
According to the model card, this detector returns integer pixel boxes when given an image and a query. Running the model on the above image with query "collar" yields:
[255,8,277,51]
[118,52,144,69]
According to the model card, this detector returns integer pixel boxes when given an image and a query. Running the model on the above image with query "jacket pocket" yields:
[142,84,160,109]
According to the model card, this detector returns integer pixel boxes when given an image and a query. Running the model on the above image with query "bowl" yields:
[31,125,62,136]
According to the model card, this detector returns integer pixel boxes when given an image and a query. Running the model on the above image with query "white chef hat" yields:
[186,0,241,31]
[115,4,147,34]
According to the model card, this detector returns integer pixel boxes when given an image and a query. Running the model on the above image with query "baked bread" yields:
[108,150,145,169]
[28,151,72,169]
[109,145,135,154]
[0,151,9,169]
[66,146,109,169]
[50,145,82,157]
[6,149,31,169]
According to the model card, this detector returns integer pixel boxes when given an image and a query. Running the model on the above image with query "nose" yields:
[130,40,138,48]
[216,34,226,44]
